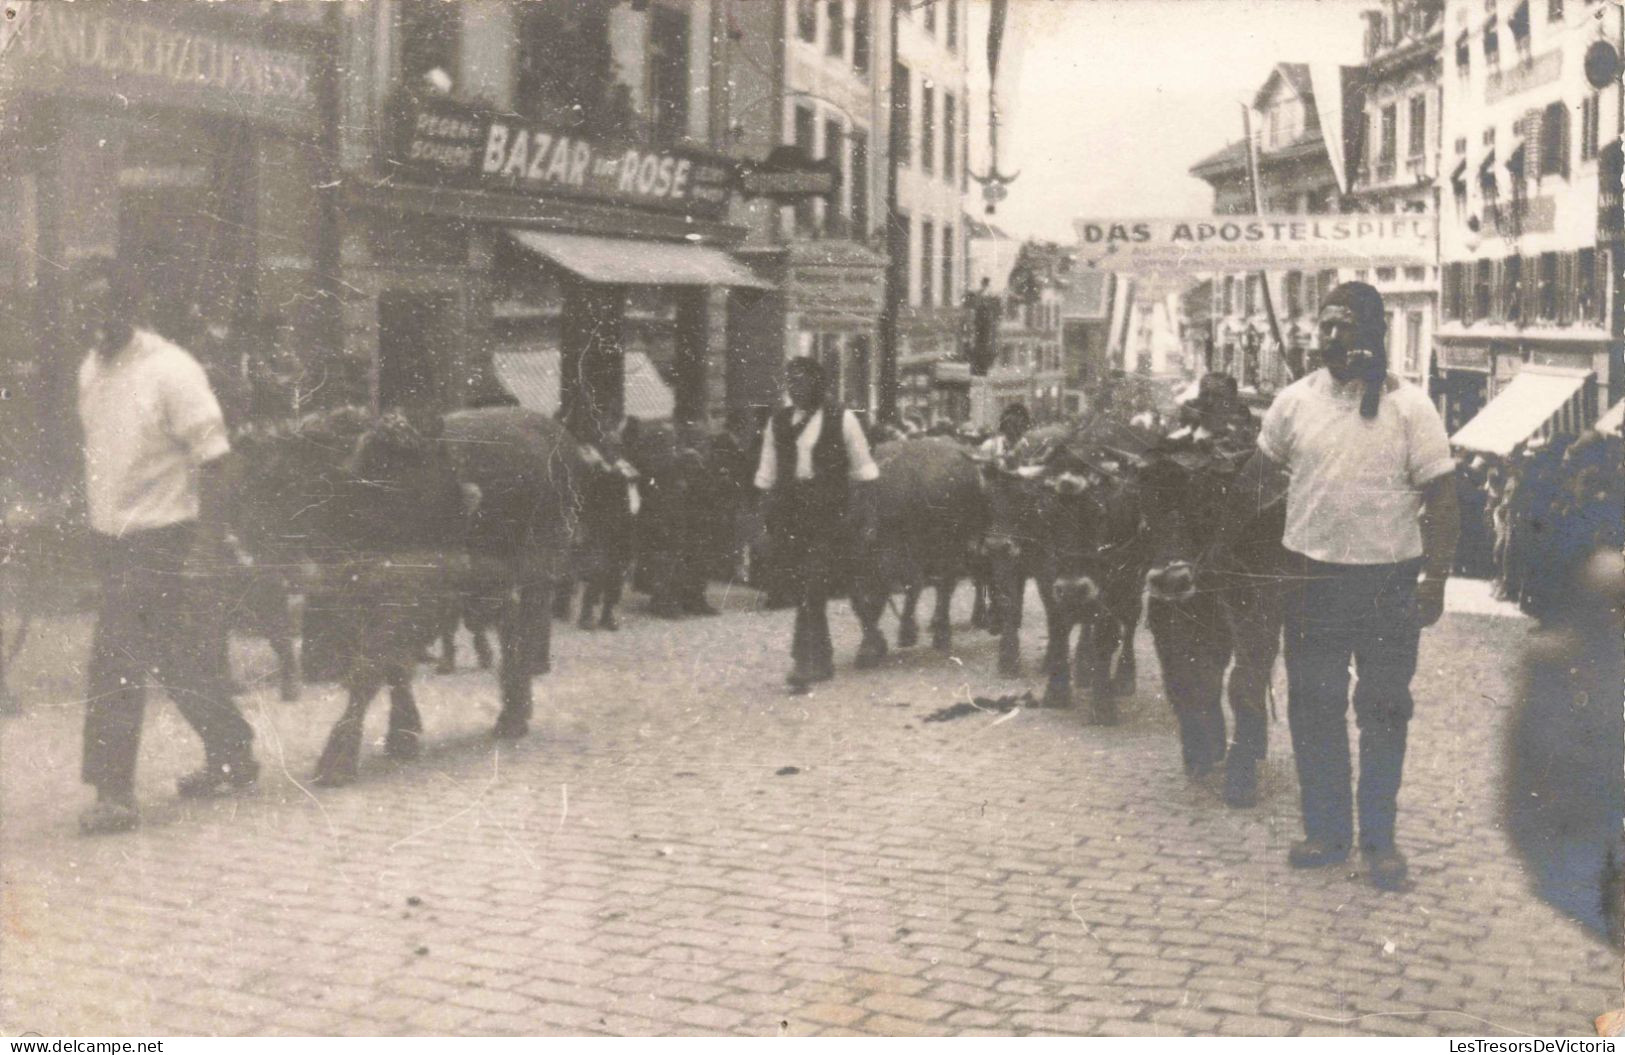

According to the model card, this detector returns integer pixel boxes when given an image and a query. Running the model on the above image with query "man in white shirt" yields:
[74,259,259,835]
[1256,281,1459,890]
[977,402,1032,460]
[754,357,880,693]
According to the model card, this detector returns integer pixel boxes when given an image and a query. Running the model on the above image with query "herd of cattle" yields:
[191,395,1618,945]
[215,399,1286,807]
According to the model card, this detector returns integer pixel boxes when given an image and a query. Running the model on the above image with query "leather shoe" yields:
[1364,847,1409,891]
[1287,838,1350,869]
[79,797,139,836]
[177,757,260,798]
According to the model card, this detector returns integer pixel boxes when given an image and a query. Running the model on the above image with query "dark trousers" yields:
[84,523,256,798]
[771,486,843,674]
[1283,555,1423,852]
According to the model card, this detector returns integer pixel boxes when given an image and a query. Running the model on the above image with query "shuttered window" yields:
[1540,101,1569,178]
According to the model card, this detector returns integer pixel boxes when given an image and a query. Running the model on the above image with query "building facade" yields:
[1189,63,1359,396]
[891,0,973,423]
[1348,0,1446,395]
[727,0,889,423]
[1435,0,1620,439]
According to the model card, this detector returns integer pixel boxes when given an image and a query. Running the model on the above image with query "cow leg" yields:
[435,605,459,675]
[1087,612,1121,725]
[897,585,920,649]
[269,592,301,702]
[1110,591,1142,697]
[1222,584,1282,808]
[471,616,494,670]
[315,674,383,787]
[552,580,572,621]
[495,582,546,740]
[852,588,889,669]
[929,577,955,652]
[970,567,989,630]
[1039,587,1074,709]
[385,663,423,760]
[995,563,1025,676]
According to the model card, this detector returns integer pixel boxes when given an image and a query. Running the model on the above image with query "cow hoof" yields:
[897,623,919,649]
[931,627,952,652]
[1043,685,1073,710]
[385,730,422,760]
[435,658,455,676]
[854,637,888,670]
[997,657,1023,677]
[312,766,355,789]
[1088,704,1119,726]
[491,717,530,741]
[1223,759,1259,808]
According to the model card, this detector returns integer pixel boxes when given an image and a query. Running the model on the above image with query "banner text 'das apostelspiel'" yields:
[1073,216,1437,273]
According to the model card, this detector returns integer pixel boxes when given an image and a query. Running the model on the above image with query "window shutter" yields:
[1557,251,1575,324]
[1490,258,1504,321]
[1524,254,1542,322]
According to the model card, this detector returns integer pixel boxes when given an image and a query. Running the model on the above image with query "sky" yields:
[964,0,1372,242]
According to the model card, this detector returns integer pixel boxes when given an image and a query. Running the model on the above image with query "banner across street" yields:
[1073,215,1438,272]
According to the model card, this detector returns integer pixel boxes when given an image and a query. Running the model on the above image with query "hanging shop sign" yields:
[389,94,736,221]
[737,146,840,202]
[0,3,318,130]
[1072,215,1437,273]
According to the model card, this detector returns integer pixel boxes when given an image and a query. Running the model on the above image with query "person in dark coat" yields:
[752,357,880,694]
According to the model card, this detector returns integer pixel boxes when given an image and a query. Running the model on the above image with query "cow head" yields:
[1139,456,1214,604]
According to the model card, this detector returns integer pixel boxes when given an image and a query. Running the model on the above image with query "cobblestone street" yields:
[1,581,1617,1037]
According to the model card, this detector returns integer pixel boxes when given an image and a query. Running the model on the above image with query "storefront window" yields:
[515,2,626,137]
[648,5,690,144]
[400,0,462,94]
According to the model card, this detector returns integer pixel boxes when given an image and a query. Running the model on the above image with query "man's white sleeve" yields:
[1405,391,1457,487]
[1256,390,1293,465]
[753,418,778,491]
[166,355,230,464]
[843,411,880,482]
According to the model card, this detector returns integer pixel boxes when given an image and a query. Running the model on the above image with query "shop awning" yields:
[1594,398,1624,437]
[492,347,676,421]
[1451,365,1593,456]
[508,230,773,289]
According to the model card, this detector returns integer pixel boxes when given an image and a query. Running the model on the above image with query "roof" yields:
[964,216,1012,239]
[1189,140,1249,177]
[1253,62,1314,110]
[493,348,676,422]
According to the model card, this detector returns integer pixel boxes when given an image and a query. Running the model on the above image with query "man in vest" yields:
[753,357,880,694]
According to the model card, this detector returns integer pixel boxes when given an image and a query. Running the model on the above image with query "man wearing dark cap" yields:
[754,357,880,693]
[1257,281,1459,890]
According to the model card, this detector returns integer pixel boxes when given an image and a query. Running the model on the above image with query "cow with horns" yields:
[977,420,1153,720]
[1138,380,1290,807]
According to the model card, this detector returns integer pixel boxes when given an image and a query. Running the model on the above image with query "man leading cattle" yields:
[753,357,879,694]
[1255,281,1459,891]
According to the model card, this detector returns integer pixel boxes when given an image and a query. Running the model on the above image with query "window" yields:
[1501,254,1522,320]
[824,118,845,230]
[924,0,936,34]
[1379,103,1398,176]
[1405,312,1424,373]
[850,128,869,236]
[1408,95,1428,157]
[794,105,816,232]
[1222,276,1235,314]
[1442,263,1459,319]
[890,212,911,315]
[921,219,935,307]
[1582,93,1601,161]
[514,3,614,133]
[947,0,959,49]
[921,81,936,175]
[1405,266,1427,282]
[1539,101,1568,178]
[1508,1,1530,46]
[853,0,870,73]
[943,93,956,182]
[1358,112,1372,176]
[1474,258,1492,319]
[942,224,954,307]
[827,1,845,58]
[797,0,818,43]
[1577,247,1599,322]
[1538,251,1558,319]
[1377,266,1396,282]
[892,62,911,167]
[1284,272,1302,316]
[1548,0,1563,21]
[400,0,461,94]
[649,6,690,144]
[1455,29,1471,72]
[1484,20,1499,66]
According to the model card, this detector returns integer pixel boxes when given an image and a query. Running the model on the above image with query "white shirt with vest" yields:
[1258,368,1456,566]
[78,328,231,538]
[753,406,881,491]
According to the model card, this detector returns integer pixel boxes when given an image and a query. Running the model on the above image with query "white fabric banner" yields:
[1073,215,1437,273]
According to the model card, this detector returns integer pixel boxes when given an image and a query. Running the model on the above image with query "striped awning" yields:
[1451,365,1594,456]
[492,348,675,422]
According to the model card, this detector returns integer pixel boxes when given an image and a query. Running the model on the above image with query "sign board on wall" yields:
[390,94,736,221]
[1073,215,1437,273]
[0,3,318,130]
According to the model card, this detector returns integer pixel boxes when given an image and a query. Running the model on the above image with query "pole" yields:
[877,0,902,425]
[1240,103,1297,381]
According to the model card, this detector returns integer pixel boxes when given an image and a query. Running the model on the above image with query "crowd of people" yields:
[1456,428,1625,624]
